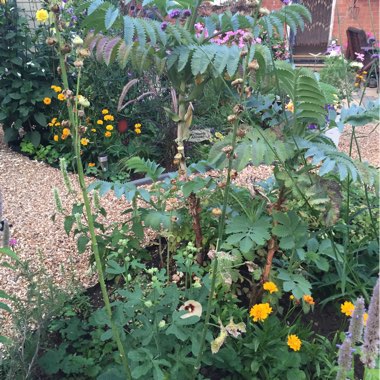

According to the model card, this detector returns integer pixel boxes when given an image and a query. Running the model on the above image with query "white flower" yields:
[72,35,84,47]
[179,300,202,319]
[77,95,90,107]
[350,61,363,69]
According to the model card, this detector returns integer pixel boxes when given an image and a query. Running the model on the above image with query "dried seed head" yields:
[77,48,90,58]
[244,86,253,97]
[74,59,84,68]
[60,44,72,54]
[230,169,238,179]
[233,104,244,115]
[237,128,246,138]
[212,208,222,217]
[46,37,57,46]
[62,89,73,98]
[79,125,87,134]
[57,66,62,75]
[51,4,60,14]
[240,50,248,58]
[61,120,71,128]
[227,114,237,123]
[77,110,85,118]
[248,59,260,70]
[231,78,244,87]
[222,145,233,154]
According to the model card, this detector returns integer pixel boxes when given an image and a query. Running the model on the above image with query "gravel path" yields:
[0,121,378,336]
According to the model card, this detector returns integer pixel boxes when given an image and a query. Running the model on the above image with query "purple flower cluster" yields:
[212,29,250,49]
[168,8,191,19]
[161,21,168,31]
[282,0,291,4]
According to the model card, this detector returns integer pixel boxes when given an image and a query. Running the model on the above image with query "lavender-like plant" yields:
[336,337,353,380]
[362,278,380,369]
[348,296,365,344]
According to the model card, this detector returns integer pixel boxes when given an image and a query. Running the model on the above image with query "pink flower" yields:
[355,52,365,62]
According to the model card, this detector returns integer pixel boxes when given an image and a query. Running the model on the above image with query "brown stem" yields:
[188,192,204,263]
[261,237,278,284]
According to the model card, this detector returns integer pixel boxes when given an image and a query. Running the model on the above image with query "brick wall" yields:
[332,0,379,48]
[261,0,379,48]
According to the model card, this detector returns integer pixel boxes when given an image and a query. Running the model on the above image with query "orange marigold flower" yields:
[263,281,278,294]
[62,128,70,136]
[105,124,114,131]
[104,114,114,121]
[80,138,89,146]
[57,93,65,101]
[303,295,315,305]
[97,120,104,125]
[88,162,96,167]
[53,135,59,142]
[287,334,302,351]
[341,301,355,317]
[104,131,112,138]
[43,97,51,105]
[249,303,272,322]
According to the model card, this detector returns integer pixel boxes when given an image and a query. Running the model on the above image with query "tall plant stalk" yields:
[53,17,132,380]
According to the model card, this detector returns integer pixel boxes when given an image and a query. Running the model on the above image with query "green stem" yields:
[54,23,132,379]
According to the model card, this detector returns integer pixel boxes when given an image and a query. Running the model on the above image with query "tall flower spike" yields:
[336,337,353,380]
[362,278,380,369]
[349,297,365,344]
[53,188,63,213]
[59,158,74,194]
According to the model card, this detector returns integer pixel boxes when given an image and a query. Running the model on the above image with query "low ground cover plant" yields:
[0,0,379,379]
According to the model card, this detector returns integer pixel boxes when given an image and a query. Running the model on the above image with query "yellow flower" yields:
[104,114,114,121]
[249,303,272,322]
[54,122,61,127]
[286,101,294,113]
[215,132,224,139]
[341,301,355,317]
[51,85,62,93]
[61,134,67,140]
[101,109,109,115]
[135,128,141,135]
[354,83,360,87]
[91,128,96,132]
[287,334,302,351]
[106,125,113,131]
[134,123,142,129]
[289,295,295,300]
[36,9,49,23]
[97,120,104,125]
[51,117,57,124]
[363,312,368,326]
[62,128,70,136]
[43,97,51,105]
[53,135,59,142]
[80,138,89,146]
[303,295,315,305]
[88,162,96,167]
[263,281,278,294]
[104,131,112,138]
[57,93,65,101]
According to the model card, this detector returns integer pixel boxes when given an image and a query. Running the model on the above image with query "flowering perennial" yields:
[287,334,302,351]
[263,281,278,294]
[249,303,272,322]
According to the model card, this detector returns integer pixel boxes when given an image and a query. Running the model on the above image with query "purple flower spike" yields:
[308,124,317,130]
[161,21,168,31]
[169,9,181,19]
